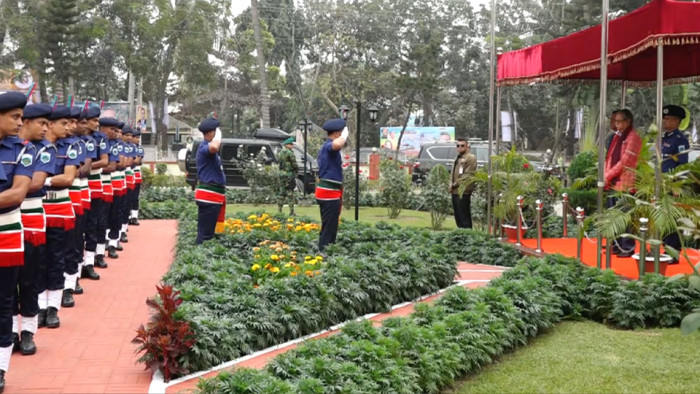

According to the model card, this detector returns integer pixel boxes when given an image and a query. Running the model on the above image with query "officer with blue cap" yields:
[0,91,33,392]
[12,103,55,356]
[661,104,690,263]
[118,124,136,244]
[82,105,110,278]
[103,117,124,258]
[315,118,348,251]
[193,117,226,244]
[129,128,144,225]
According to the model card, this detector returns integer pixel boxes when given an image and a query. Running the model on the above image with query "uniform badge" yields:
[20,153,33,167]
[86,142,95,152]
[111,147,119,156]
[679,145,686,153]
[100,141,107,150]
[40,151,51,164]
[118,144,124,152]
[68,148,78,160]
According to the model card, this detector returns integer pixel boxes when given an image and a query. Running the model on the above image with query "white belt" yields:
[101,174,111,181]
[43,189,70,200]
[20,197,43,210]
[80,179,88,187]
[0,208,21,226]
[71,178,81,187]
[90,168,103,175]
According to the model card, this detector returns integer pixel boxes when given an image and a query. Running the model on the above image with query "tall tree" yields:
[250,0,271,128]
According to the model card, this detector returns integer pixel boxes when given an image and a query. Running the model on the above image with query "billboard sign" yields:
[379,126,455,157]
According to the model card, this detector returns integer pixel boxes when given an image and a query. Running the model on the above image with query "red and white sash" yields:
[0,208,24,267]
[125,169,135,190]
[20,197,46,246]
[69,179,84,216]
[195,184,226,205]
[88,169,103,200]
[43,189,76,230]
[111,171,126,196]
[101,173,114,202]
[80,178,91,210]
[134,167,142,184]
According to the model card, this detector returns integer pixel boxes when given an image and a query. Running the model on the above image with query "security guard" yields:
[129,128,144,225]
[120,125,136,243]
[0,91,33,393]
[75,107,98,291]
[315,118,348,251]
[194,117,225,244]
[661,104,690,263]
[13,103,55,355]
[40,105,80,329]
[107,123,126,257]
[277,137,298,215]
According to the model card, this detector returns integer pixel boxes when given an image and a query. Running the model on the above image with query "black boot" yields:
[19,331,36,355]
[120,232,128,243]
[46,307,60,328]
[129,218,140,226]
[61,289,75,308]
[37,309,47,328]
[11,333,19,353]
[0,369,5,394]
[115,242,123,251]
[81,264,101,279]
[74,278,84,295]
[108,246,119,259]
[95,255,108,268]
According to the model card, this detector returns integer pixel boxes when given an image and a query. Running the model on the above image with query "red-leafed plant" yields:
[132,284,195,382]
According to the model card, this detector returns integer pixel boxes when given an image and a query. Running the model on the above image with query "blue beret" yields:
[662,105,686,120]
[116,121,125,129]
[322,118,346,133]
[98,117,120,127]
[122,124,133,134]
[81,106,101,120]
[0,91,27,112]
[132,129,141,137]
[22,104,53,120]
[69,106,82,119]
[49,105,71,120]
[198,118,220,133]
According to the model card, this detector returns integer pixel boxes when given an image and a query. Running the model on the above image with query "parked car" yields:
[411,142,490,184]
[348,147,410,165]
[178,128,317,193]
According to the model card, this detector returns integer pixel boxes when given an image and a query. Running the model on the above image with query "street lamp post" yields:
[338,103,378,221]
[297,119,312,196]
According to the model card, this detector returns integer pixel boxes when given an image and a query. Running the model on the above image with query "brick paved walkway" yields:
[4,220,177,394]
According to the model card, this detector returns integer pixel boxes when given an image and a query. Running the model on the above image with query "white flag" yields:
[163,97,169,127]
[149,101,156,135]
[500,111,512,142]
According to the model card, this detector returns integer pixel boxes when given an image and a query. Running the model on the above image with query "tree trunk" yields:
[395,92,416,159]
[251,0,271,128]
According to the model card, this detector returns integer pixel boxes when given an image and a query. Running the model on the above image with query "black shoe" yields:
[46,307,60,328]
[61,289,75,308]
[19,331,36,355]
[74,279,83,295]
[120,233,128,243]
[81,265,101,280]
[11,333,19,353]
[115,243,123,251]
[129,218,140,226]
[95,255,108,269]
[0,369,5,394]
[108,246,119,259]
[37,309,47,328]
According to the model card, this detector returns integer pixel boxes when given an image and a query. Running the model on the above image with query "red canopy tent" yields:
[497,0,700,86]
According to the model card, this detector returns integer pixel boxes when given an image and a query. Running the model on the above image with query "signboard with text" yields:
[379,126,455,157]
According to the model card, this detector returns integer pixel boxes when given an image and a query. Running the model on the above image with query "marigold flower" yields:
[264,263,272,269]
[252,247,260,252]
[270,255,279,261]
[290,271,298,276]
[270,267,280,273]
[251,264,261,271]
[284,263,292,268]
[316,255,323,261]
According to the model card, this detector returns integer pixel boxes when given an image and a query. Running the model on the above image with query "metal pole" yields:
[596,0,610,270]
[620,80,627,108]
[516,195,523,247]
[562,193,569,237]
[355,101,361,221]
[639,217,649,278]
[303,120,308,197]
[654,39,664,268]
[486,0,496,236]
[605,238,612,270]
[536,199,543,253]
[576,207,585,260]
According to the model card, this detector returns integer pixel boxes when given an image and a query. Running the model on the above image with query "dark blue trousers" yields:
[0,267,20,347]
[607,197,636,252]
[65,212,85,275]
[85,198,107,252]
[318,199,341,252]
[13,242,42,317]
[108,194,124,240]
[42,227,68,291]
[196,202,221,244]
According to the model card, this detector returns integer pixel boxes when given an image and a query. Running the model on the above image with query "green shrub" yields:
[379,159,412,219]
[565,188,598,216]
[567,150,597,180]
[156,163,168,175]
[421,165,452,230]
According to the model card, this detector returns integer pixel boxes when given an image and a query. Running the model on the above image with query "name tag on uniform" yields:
[459,167,464,175]
[46,191,58,200]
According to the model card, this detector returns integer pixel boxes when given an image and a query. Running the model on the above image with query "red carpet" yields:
[509,237,699,279]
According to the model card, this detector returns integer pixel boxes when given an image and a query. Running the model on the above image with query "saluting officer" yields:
[315,118,348,251]
[661,105,690,263]
[194,118,225,244]
[0,92,33,393]
[129,129,144,225]
[277,137,299,215]
[13,103,55,356]
[39,105,80,329]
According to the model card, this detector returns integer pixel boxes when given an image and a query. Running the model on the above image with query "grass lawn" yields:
[449,320,700,394]
[226,204,461,230]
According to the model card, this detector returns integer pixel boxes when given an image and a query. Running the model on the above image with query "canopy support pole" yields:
[596,0,610,270]
[486,0,496,236]
[620,80,627,108]
[654,39,664,267]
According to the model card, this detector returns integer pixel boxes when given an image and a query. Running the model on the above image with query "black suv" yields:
[412,141,490,184]
[179,129,317,193]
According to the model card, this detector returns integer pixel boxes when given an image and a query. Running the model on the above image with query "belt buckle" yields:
[46,191,58,200]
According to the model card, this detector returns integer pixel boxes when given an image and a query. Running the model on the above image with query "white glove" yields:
[213,127,222,142]
[340,127,349,140]
[44,177,52,187]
